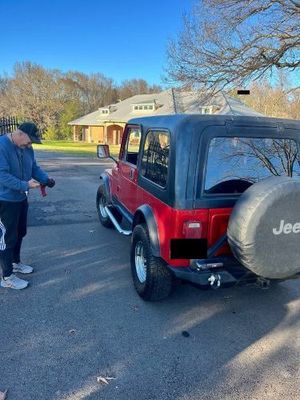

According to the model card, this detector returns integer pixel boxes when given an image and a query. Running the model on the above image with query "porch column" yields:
[104,124,108,144]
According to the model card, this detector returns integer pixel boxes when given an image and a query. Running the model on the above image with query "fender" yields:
[133,205,160,257]
[98,173,111,203]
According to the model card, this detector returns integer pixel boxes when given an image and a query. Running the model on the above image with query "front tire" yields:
[131,224,173,301]
[96,187,122,228]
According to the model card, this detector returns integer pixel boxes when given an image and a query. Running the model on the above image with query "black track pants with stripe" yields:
[0,199,28,278]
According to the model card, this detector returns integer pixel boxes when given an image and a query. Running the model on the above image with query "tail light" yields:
[183,221,202,238]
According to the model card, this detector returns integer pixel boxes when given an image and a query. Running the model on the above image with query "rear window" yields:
[204,137,300,194]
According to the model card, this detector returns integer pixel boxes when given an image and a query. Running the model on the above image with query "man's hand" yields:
[28,179,40,189]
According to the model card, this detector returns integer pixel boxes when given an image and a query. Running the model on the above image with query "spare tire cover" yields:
[227,176,300,279]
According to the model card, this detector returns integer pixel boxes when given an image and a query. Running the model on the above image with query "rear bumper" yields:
[168,256,300,288]
[168,256,256,288]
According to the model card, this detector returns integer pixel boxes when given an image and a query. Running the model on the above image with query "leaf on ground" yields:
[97,376,116,385]
[0,390,8,400]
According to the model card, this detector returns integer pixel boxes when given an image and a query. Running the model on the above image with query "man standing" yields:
[0,122,55,289]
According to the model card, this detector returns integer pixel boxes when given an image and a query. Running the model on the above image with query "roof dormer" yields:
[200,105,213,115]
[132,100,157,113]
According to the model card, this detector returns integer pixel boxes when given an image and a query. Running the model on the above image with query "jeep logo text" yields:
[272,220,300,235]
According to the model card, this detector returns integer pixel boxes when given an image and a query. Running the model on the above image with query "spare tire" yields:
[228,176,300,279]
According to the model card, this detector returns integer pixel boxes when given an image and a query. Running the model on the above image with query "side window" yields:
[124,127,141,165]
[141,130,170,187]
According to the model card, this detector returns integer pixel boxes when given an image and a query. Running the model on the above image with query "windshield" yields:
[204,137,300,195]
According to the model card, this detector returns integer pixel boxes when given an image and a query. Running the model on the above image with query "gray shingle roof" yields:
[68,89,262,126]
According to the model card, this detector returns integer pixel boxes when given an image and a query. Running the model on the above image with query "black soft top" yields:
[128,114,300,137]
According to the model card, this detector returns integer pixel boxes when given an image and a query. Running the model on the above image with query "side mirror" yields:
[97,144,110,159]
[97,144,118,163]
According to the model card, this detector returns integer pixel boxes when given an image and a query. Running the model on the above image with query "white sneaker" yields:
[13,262,34,274]
[1,274,28,290]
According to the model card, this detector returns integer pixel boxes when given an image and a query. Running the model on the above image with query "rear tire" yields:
[131,224,173,301]
[96,187,122,228]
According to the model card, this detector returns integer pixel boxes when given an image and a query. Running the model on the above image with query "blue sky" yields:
[0,0,195,86]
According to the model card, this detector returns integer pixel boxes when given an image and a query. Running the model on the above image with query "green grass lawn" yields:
[33,140,120,157]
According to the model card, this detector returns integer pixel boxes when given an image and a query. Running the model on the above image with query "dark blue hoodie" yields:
[0,134,48,202]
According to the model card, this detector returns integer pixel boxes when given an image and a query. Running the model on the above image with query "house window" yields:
[132,103,156,112]
[201,106,213,114]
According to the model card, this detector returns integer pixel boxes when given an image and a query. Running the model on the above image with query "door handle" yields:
[129,169,134,179]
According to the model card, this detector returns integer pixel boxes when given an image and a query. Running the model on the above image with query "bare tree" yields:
[166,0,300,95]
[0,77,10,115]
[229,73,300,119]
[61,71,118,114]
[239,138,299,178]
[0,62,65,131]
[0,63,119,134]
[60,71,118,114]
[207,137,299,194]
[289,89,300,119]
[0,62,162,138]
[118,79,162,100]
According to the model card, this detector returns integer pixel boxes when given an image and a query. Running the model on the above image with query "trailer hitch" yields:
[208,273,221,289]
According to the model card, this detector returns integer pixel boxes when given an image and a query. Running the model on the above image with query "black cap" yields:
[18,122,42,144]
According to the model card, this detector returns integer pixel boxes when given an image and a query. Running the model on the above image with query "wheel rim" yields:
[135,241,147,283]
[99,195,108,218]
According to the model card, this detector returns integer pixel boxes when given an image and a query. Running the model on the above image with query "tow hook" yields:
[208,273,221,288]
[256,277,270,289]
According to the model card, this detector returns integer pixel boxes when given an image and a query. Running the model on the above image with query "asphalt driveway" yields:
[0,152,299,400]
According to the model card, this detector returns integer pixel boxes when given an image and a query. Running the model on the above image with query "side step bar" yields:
[104,206,132,236]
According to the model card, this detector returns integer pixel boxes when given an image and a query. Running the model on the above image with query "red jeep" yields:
[96,115,300,301]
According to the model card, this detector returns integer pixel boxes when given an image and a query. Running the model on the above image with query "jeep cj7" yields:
[96,115,300,301]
